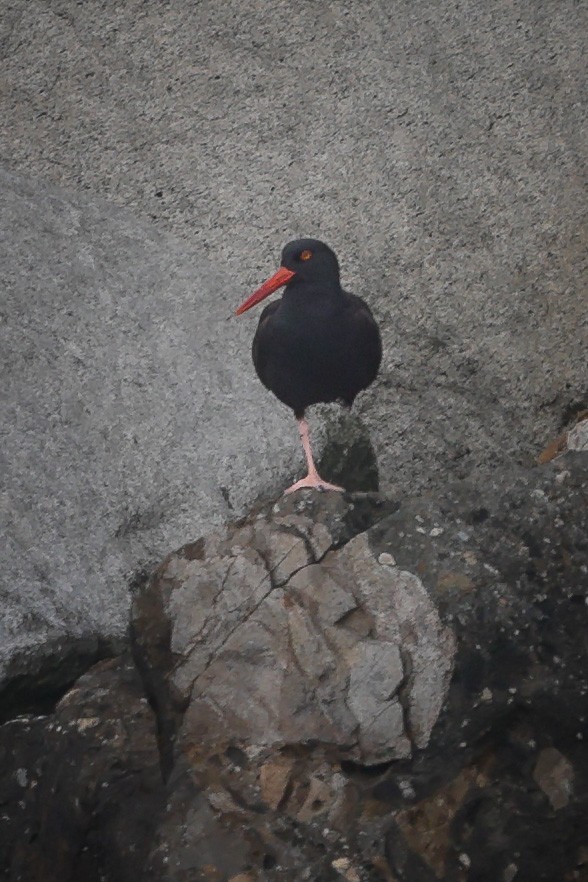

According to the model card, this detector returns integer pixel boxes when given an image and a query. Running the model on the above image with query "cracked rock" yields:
[126,491,455,879]
[135,493,454,765]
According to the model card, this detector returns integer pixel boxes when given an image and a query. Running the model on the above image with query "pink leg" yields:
[284,418,344,494]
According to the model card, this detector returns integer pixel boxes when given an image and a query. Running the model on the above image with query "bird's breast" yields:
[253,299,373,414]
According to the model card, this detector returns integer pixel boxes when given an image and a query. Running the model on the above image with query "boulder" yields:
[132,492,454,769]
[2,450,586,881]
[0,656,163,882]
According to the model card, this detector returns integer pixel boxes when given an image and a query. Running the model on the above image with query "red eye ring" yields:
[300,249,313,261]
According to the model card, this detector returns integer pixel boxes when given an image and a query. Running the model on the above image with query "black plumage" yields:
[236,238,382,492]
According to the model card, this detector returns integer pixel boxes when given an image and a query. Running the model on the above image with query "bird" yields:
[235,238,382,493]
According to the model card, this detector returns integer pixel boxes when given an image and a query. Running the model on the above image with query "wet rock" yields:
[0,656,163,882]
[377,454,588,882]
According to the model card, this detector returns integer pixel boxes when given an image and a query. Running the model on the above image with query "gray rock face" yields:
[1,0,586,483]
[137,494,454,766]
[0,168,308,690]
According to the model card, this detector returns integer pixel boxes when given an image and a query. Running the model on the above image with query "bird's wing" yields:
[347,292,382,352]
[252,299,281,383]
[345,291,377,321]
[343,292,383,391]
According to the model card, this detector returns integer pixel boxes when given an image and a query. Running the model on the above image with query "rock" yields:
[332,857,362,882]
[133,492,454,767]
[259,755,296,809]
[537,411,588,463]
[0,166,315,697]
[379,454,588,882]
[133,453,585,881]
[0,635,118,724]
[394,764,489,878]
[1,451,587,880]
[532,747,574,811]
[0,656,163,881]
[568,417,588,453]
[2,0,587,705]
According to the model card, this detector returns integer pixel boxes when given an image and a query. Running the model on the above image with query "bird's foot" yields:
[284,473,345,494]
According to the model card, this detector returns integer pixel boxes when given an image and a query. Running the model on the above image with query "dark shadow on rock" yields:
[0,636,123,724]
[318,411,380,492]
[0,656,164,882]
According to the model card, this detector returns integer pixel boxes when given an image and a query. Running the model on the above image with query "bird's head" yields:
[235,238,340,315]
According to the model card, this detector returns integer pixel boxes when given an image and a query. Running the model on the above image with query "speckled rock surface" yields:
[2,0,587,489]
[0,167,319,695]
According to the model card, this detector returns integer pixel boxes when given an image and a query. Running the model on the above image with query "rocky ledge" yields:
[1,449,587,882]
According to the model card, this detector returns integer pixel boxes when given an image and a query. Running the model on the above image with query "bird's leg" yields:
[284,418,344,494]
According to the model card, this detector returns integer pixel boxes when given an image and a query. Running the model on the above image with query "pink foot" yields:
[284,473,345,494]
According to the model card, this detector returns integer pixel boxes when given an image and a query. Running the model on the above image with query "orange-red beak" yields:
[235,266,296,316]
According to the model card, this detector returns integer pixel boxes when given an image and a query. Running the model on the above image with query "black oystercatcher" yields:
[236,238,382,493]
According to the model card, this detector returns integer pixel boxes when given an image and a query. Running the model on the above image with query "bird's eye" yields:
[299,249,313,261]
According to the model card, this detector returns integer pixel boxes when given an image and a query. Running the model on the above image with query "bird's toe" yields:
[284,474,344,494]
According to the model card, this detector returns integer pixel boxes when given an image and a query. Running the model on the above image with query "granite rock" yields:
[0,166,314,695]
